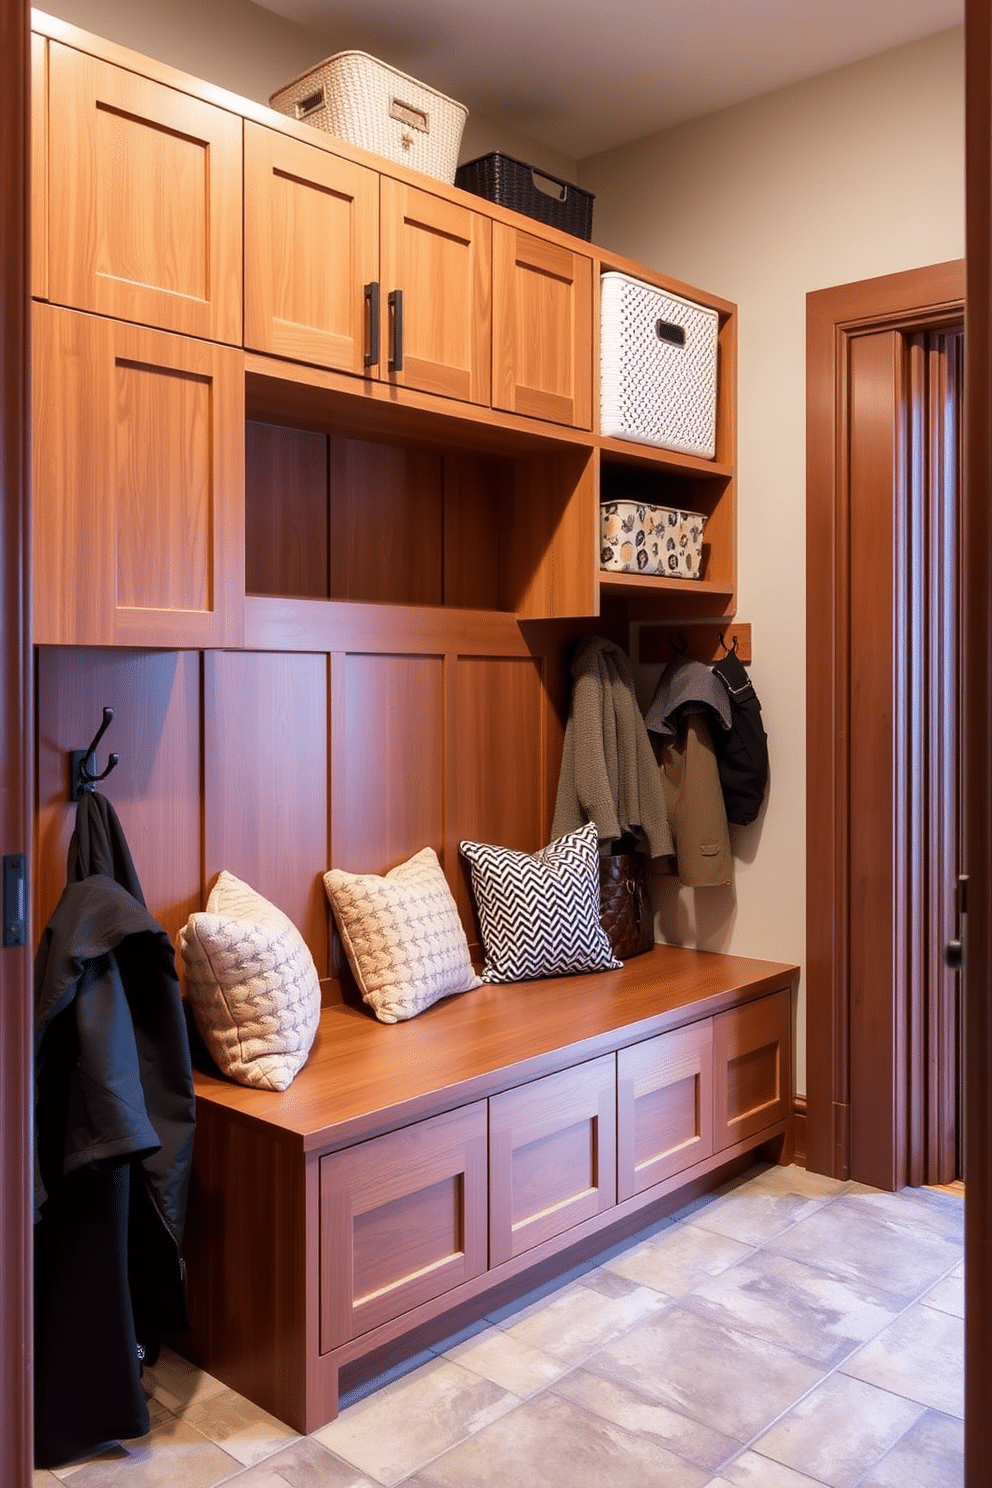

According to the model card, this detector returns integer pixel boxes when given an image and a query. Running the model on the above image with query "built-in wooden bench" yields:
[180,944,798,1433]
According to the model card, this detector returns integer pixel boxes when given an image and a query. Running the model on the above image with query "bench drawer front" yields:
[320,1101,488,1349]
[489,1056,616,1266]
[617,1020,714,1200]
[714,988,792,1149]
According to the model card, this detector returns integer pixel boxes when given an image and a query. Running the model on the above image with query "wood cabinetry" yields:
[489,1057,616,1264]
[43,39,242,343]
[320,1103,488,1349]
[30,11,739,634]
[493,223,593,428]
[32,301,245,647]
[185,948,796,1434]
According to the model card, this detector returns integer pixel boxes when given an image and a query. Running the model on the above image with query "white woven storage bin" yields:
[601,500,707,578]
[270,52,468,184]
[600,272,719,458]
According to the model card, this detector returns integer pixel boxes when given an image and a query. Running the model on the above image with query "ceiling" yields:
[252,0,963,158]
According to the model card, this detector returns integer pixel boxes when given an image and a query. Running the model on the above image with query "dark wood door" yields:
[0,0,34,1482]
[806,263,965,1191]
[964,3,992,1480]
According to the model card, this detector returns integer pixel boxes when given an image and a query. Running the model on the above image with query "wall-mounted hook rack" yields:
[638,621,752,666]
[70,706,120,799]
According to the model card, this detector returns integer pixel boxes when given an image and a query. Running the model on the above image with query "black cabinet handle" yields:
[388,288,404,372]
[364,281,380,368]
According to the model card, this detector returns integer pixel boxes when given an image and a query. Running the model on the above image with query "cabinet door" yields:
[33,303,244,647]
[379,177,491,404]
[489,1056,616,1266]
[320,1103,488,1350]
[713,989,792,1150]
[47,42,242,343]
[245,122,379,373]
[617,1021,714,1200]
[492,223,593,428]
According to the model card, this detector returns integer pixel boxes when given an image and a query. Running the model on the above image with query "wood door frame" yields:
[0,0,33,1481]
[805,259,965,1184]
[965,2,992,1479]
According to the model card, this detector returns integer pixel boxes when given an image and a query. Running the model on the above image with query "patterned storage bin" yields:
[270,52,468,184]
[600,272,719,458]
[601,501,707,579]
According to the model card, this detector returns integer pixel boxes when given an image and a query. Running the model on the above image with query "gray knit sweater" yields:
[551,635,674,859]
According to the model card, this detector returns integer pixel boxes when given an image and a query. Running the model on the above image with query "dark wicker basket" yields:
[454,152,594,240]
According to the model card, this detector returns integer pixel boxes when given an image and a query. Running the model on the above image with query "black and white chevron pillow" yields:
[459,821,622,983]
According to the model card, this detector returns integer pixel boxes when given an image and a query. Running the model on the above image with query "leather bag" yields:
[598,846,655,961]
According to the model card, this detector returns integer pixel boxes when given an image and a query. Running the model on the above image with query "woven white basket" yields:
[270,51,468,184]
[600,272,719,458]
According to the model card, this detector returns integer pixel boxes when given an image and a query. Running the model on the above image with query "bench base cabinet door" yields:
[319,1102,488,1351]
[714,989,792,1149]
[489,1056,616,1265]
[617,1021,714,1200]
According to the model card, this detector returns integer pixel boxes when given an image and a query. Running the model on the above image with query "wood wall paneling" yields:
[329,650,445,875]
[245,421,330,599]
[329,436,444,606]
[244,121,379,373]
[442,453,507,612]
[449,653,546,936]
[204,650,330,974]
[35,647,202,945]
[46,41,243,342]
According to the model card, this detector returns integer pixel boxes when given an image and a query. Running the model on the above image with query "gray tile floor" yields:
[33,1164,965,1488]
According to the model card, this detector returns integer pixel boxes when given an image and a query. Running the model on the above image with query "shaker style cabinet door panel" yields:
[46,41,242,343]
[32,302,244,647]
[489,1056,616,1266]
[492,223,593,428]
[713,989,792,1150]
[617,1020,714,1200]
[379,176,492,405]
[244,122,380,373]
[319,1102,488,1350]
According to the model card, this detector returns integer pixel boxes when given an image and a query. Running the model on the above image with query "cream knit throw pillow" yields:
[179,871,321,1091]
[323,847,481,1024]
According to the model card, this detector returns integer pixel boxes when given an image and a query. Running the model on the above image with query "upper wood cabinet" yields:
[45,41,243,343]
[33,302,245,647]
[245,122,491,405]
[493,223,593,430]
[380,177,491,404]
[244,122,378,374]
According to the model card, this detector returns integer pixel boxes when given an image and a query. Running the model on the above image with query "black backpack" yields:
[711,648,769,826]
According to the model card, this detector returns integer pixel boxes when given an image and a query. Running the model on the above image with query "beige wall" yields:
[580,27,966,1090]
[34,0,578,179]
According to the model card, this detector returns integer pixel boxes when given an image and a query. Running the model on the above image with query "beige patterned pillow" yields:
[178,871,321,1091]
[323,848,482,1024]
